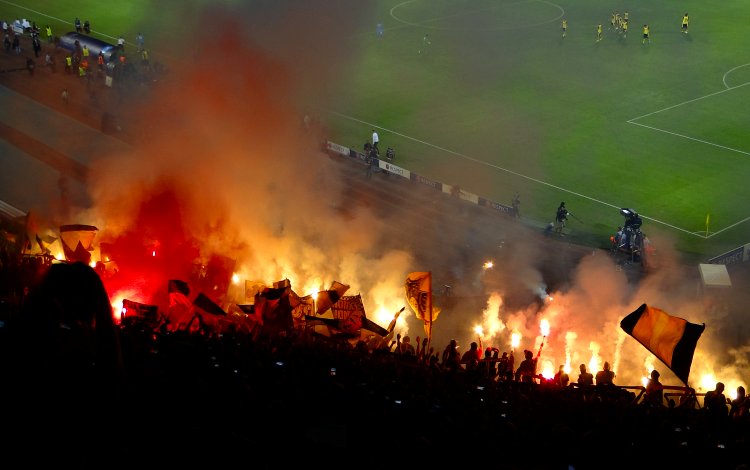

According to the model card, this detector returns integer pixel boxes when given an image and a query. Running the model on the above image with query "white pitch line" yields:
[0,0,169,59]
[0,0,128,44]
[628,81,750,122]
[329,110,701,237]
[706,215,750,238]
[627,121,750,157]
[626,78,750,235]
[722,63,750,89]
[391,0,510,27]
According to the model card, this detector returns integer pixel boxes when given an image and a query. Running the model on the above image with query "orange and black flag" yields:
[620,303,705,385]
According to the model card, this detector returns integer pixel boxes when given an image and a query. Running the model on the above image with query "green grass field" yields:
[3,0,750,263]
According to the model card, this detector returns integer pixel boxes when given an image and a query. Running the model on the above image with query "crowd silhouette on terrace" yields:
[0,256,748,469]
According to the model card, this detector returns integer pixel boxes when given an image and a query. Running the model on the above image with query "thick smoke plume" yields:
[36,2,747,393]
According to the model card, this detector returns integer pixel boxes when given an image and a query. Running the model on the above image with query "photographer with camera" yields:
[554,202,569,234]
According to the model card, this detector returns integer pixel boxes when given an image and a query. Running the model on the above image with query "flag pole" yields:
[536,335,546,361]
[428,310,433,354]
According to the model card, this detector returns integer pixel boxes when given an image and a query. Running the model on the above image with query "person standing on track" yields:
[371,129,380,155]
[555,202,569,234]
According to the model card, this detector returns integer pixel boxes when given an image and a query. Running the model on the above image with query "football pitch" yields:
[3,0,750,263]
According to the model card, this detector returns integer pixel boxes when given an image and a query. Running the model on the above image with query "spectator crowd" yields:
[0,259,748,469]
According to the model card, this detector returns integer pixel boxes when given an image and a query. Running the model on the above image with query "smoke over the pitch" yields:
[30,1,746,392]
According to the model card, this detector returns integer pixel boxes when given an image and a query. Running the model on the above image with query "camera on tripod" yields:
[385,147,395,162]
[620,208,642,230]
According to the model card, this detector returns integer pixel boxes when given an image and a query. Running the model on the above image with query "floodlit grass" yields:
[2,0,749,262]
[324,0,750,263]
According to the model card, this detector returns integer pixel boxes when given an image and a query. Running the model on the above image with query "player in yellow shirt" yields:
[596,24,603,42]
[642,24,650,44]
[682,13,689,34]
[561,18,567,38]
[621,19,628,38]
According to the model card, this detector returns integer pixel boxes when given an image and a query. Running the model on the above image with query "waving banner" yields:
[620,303,705,385]
[405,272,440,339]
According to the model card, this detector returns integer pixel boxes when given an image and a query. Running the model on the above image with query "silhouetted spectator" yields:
[577,363,594,387]
[553,365,570,387]
[1,262,124,466]
[595,361,616,386]
[643,369,664,407]
[515,349,537,383]
[441,338,461,372]
[705,382,729,418]
[730,386,748,421]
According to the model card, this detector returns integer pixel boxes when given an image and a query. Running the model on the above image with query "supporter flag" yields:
[405,272,441,339]
[331,294,388,337]
[193,292,227,316]
[245,280,266,303]
[620,303,705,385]
[122,299,159,322]
[291,294,314,327]
[315,281,350,314]
[59,224,98,264]
[168,279,192,308]
[387,307,405,334]
[362,316,389,338]
[35,233,56,254]
[256,286,293,334]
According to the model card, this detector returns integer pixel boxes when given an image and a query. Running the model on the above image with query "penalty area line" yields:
[626,121,750,157]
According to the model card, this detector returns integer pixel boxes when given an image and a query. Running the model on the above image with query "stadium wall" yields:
[707,243,750,265]
[325,140,515,217]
